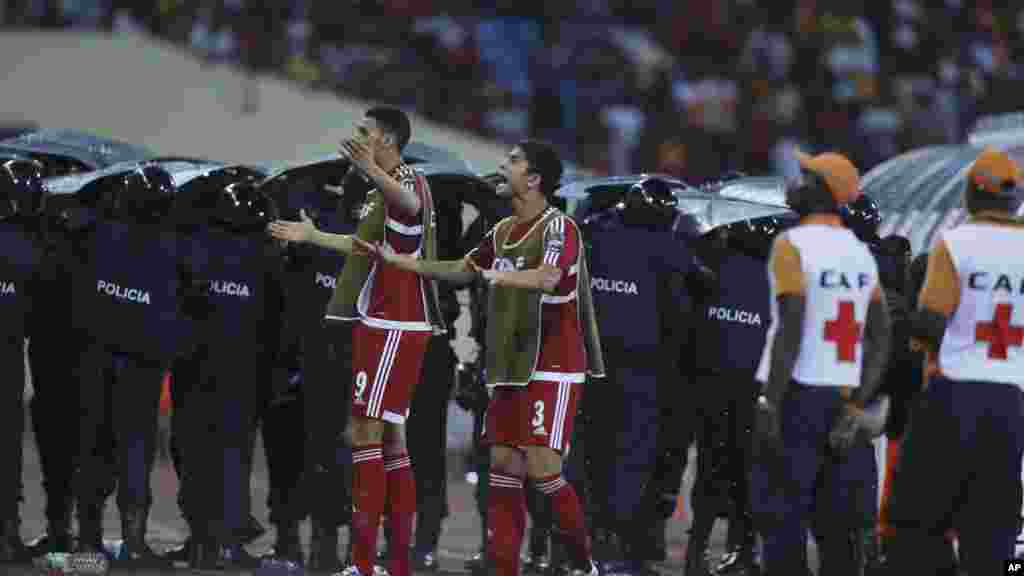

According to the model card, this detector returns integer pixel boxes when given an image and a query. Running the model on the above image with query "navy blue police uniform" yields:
[26,194,118,557]
[266,183,356,569]
[688,221,778,574]
[0,159,46,562]
[582,189,702,571]
[72,165,190,567]
[185,182,286,569]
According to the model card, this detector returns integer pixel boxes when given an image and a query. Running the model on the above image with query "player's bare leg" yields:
[525,446,595,575]
[348,415,386,575]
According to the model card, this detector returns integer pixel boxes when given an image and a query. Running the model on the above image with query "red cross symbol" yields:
[824,300,862,363]
[975,303,1024,360]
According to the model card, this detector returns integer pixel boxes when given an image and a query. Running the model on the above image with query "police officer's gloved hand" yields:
[829,396,890,452]
[753,396,782,456]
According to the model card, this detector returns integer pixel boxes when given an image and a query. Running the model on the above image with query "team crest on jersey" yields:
[0,281,15,295]
[97,280,151,304]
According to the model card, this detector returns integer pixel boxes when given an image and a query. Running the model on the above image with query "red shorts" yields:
[484,380,581,453]
[350,323,431,425]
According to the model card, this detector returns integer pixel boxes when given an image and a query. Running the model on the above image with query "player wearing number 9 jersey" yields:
[884,148,1024,575]
[749,151,891,576]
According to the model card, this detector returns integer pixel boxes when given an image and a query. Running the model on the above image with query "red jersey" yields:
[468,208,587,381]
[357,163,432,332]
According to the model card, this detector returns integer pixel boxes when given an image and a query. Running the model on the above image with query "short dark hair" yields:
[518,139,563,199]
[366,106,411,152]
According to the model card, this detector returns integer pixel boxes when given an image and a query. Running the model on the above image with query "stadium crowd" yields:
[4,1,1024,181]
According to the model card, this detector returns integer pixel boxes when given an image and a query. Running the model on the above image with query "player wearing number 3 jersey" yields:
[749,151,891,576]
[884,148,1024,575]
[357,140,604,576]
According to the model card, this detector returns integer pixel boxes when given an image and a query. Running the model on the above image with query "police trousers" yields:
[586,358,660,531]
[691,372,758,540]
[885,375,1024,575]
[193,344,269,542]
[261,374,304,526]
[297,320,354,528]
[29,336,86,526]
[750,383,876,576]
[76,346,167,514]
[407,335,456,551]
[0,340,26,521]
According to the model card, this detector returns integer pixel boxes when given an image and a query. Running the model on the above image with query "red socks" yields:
[537,474,592,571]
[351,445,385,575]
[487,472,526,576]
[385,453,415,576]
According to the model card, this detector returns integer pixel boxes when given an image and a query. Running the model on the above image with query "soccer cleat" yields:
[334,566,365,576]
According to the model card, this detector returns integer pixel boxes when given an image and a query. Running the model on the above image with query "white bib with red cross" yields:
[756,225,880,387]
[939,224,1024,387]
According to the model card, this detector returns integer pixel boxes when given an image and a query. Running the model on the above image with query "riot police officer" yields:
[686,214,793,576]
[72,164,186,568]
[164,167,267,566]
[0,158,46,563]
[582,177,705,574]
[266,172,360,570]
[185,180,286,569]
[26,168,119,558]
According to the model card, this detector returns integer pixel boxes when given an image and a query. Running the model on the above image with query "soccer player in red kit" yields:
[267,107,445,576]
[356,140,604,576]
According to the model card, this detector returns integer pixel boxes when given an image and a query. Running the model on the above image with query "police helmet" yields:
[0,158,46,220]
[214,180,278,231]
[628,177,678,210]
[102,163,176,223]
[723,214,798,260]
[839,193,881,242]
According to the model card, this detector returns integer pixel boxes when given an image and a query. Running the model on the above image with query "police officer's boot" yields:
[263,520,302,564]
[75,503,105,555]
[308,520,341,570]
[523,524,551,574]
[683,518,713,576]
[119,509,171,568]
[715,519,758,575]
[25,507,73,556]
[187,523,219,570]
[0,518,30,562]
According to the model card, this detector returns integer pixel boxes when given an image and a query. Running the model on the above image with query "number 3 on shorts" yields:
[532,400,545,427]
[354,371,368,405]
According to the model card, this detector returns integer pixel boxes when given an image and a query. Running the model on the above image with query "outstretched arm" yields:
[267,209,356,255]
[355,237,477,286]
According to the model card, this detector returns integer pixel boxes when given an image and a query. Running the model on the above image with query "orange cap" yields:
[967,147,1023,195]
[796,150,861,205]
